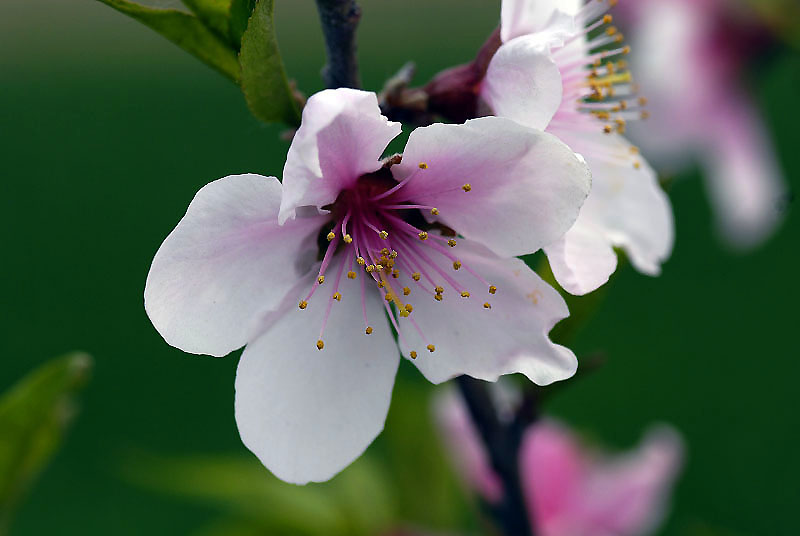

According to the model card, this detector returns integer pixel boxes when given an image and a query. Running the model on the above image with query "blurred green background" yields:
[0,0,797,534]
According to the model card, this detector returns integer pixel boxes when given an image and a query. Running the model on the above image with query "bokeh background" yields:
[1,0,797,534]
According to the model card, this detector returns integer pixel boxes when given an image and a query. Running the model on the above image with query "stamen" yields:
[317,275,325,284]
[298,300,308,309]
[409,351,417,359]
[418,231,428,241]
[462,183,472,192]
[427,344,436,353]
[489,285,497,294]
[484,302,492,309]
[461,291,470,298]
[453,261,462,270]
[365,326,373,335]
[326,231,335,241]
[316,340,324,350]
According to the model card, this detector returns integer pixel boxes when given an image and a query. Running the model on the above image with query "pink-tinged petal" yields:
[433,390,504,503]
[544,221,618,296]
[482,36,564,131]
[702,95,786,249]
[396,238,577,386]
[279,89,402,224]
[394,117,591,258]
[234,259,398,484]
[500,0,582,42]
[547,130,674,287]
[576,426,685,536]
[520,420,585,535]
[145,174,324,357]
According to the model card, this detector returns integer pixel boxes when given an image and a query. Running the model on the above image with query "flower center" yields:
[298,160,496,358]
[548,0,648,169]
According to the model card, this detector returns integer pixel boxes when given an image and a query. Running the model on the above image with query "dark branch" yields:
[456,376,536,536]
[314,0,361,88]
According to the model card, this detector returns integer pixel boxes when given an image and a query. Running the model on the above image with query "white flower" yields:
[482,0,675,294]
[145,88,591,484]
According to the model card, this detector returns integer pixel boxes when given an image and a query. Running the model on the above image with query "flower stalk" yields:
[314,0,362,89]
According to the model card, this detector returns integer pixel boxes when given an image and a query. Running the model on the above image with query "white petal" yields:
[279,89,401,224]
[482,36,564,131]
[396,238,577,386]
[544,221,618,296]
[501,0,582,42]
[145,174,324,356]
[394,117,591,258]
[235,260,399,484]
[548,130,674,286]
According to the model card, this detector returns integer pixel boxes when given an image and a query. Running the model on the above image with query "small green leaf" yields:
[95,0,240,82]
[228,0,256,47]
[181,0,232,44]
[238,0,301,125]
[0,353,92,533]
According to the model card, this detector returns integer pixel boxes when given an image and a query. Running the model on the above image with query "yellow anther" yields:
[412,272,421,281]
[427,344,436,353]
[381,248,390,255]
[630,146,640,154]
[434,286,444,294]
[638,96,648,106]
[622,45,631,54]
[366,264,375,273]
[447,239,457,247]
[389,250,398,258]
[605,26,617,36]
[641,110,650,120]
[633,161,641,169]
[356,256,366,265]
[430,208,439,216]
[603,125,613,134]
[603,14,612,23]
[384,293,393,302]
[377,281,385,288]
[317,275,325,284]
[333,292,342,301]
[462,183,472,192]
[375,264,384,271]
[461,291,470,298]
[453,261,462,270]
[399,309,410,317]
[298,300,308,310]
[316,340,324,350]
[484,302,492,309]
[418,231,428,241]
[418,162,428,169]
[347,271,357,279]
[386,259,395,269]
[365,326,373,335]
[404,304,413,313]
[326,231,335,241]
[392,270,400,279]
[343,234,353,244]
[434,294,443,302]
[410,351,417,359]
[489,285,497,294]
[403,287,411,296]
[379,230,389,240]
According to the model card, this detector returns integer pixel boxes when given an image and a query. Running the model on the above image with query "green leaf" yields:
[228,0,256,47]
[181,0,232,44]
[238,0,301,125]
[94,0,240,82]
[0,353,92,532]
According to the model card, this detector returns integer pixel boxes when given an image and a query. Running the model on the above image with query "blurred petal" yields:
[145,174,323,357]
[397,238,577,386]
[393,117,591,258]
[235,260,399,484]
[279,89,402,224]
[501,0,582,42]
[482,36,564,131]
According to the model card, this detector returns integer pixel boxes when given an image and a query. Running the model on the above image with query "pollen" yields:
[333,292,342,301]
[447,239,457,247]
[366,264,376,273]
[375,264,384,271]
[418,231,428,241]
[430,208,439,215]
[392,269,400,279]
[326,231,335,241]
[343,234,353,244]
[412,272,421,281]
[460,291,470,298]
[379,230,389,240]
[418,162,428,169]
[403,287,411,296]
[316,340,324,350]
[453,261,462,270]
[377,281,385,288]
[298,300,308,310]
[317,275,325,284]
[389,250,398,258]
[404,304,413,313]
[385,293,393,302]
[410,351,417,359]
[489,285,497,294]
[434,294,443,301]
[462,183,472,192]
[347,271,357,279]
[365,326,373,335]
[434,286,443,294]
[427,344,436,353]
[484,302,492,309]
[603,14,612,23]
[357,256,366,265]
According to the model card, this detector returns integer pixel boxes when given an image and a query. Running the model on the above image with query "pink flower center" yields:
[298,161,497,358]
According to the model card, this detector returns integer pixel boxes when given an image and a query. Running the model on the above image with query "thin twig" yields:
[314,0,361,88]
[456,376,535,536]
